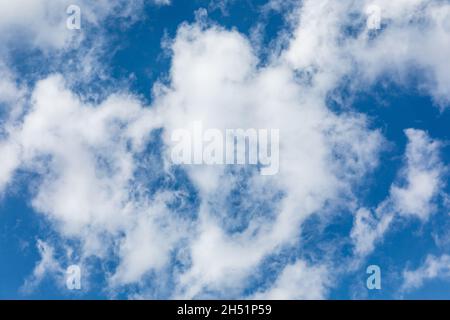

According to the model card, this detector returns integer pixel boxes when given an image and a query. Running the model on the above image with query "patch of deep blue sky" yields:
[1,0,450,299]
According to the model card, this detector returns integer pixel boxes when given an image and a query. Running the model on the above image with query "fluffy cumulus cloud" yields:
[152,21,384,298]
[0,0,449,299]
[0,20,382,299]
[284,0,450,107]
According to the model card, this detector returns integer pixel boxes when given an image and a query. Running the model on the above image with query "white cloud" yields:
[0,0,148,51]
[351,129,445,257]
[252,260,330,300]
[0,65,25,194]
[109,193,182,285]
[0,0,449,299]
[0,67,25,107]
[284,0,450,107]
[21,240,63,293]
[352,0,450,106]
[351,207,394,257]
[391,129,445,220]
[0,141,21,194]
[402,254,450,292]
[154,22,382,298]
[154,0,171,5]
[0,20,383,298]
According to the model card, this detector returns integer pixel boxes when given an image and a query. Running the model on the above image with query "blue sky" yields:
[0,0,450,300]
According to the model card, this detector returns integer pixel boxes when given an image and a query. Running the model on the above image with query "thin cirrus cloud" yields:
[0,0,449,299]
